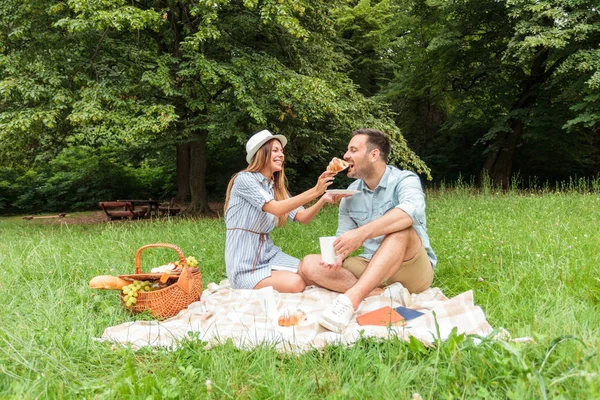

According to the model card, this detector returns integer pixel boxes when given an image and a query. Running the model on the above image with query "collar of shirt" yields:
[251,171,275,189]
[356,165,392,193]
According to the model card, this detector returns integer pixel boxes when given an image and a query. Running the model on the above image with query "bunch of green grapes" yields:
[186,256,199,267]
[173,256,198,268]
[122,280,152,308]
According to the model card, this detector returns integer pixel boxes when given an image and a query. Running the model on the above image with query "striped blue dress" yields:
[224,172,303,289]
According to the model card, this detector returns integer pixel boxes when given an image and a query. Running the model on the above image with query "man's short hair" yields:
[352,128,391,162]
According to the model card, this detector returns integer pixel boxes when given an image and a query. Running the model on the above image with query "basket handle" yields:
[135,243,188,274]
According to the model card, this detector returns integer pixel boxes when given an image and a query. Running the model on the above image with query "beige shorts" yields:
[342,245,434,293]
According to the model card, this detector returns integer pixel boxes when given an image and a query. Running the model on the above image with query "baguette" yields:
[326,157,349,174]
[89,275,131,290]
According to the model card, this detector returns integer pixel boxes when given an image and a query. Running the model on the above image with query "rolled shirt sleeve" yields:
[336,197,358,236]
[288,205,304,222]
[394,173,426,227]
[232,173,274,210]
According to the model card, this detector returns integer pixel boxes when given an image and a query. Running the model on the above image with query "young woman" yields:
[224,129,339,293]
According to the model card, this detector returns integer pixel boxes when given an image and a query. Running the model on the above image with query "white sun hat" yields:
[245,129,288,164]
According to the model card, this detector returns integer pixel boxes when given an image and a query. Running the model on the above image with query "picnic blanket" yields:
[98,280,505,352]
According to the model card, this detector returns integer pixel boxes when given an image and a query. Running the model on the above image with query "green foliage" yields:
[38,147,159,211]
[0,146,174,214]
[2,0,599,207]
[0,0,174,169]
[334,0,600,183]
[333,0,398,96]
[0,168,25,212]
[1,0,430,213]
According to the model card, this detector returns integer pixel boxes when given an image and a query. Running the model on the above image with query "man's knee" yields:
[378,227,421,262]
[299,254,321,281]
[384,227,420,247]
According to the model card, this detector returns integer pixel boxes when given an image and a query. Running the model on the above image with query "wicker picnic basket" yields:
[119,243,203,318]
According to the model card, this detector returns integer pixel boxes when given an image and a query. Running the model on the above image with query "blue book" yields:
[394,306,424,321]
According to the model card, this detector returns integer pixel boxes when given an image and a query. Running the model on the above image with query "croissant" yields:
[89,275,131,290]
[277,309,307,327]
[326,157,349,174]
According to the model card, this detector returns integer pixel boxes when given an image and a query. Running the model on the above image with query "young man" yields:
[299,128,437,332]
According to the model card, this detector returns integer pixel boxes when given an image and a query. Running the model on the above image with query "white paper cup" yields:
[255,286,280,322]
[319,236,337,264]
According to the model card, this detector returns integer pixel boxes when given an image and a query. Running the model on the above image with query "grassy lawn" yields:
[1,189,599,399]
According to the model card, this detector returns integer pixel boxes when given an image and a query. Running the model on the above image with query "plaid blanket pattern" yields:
[98,280,495,352]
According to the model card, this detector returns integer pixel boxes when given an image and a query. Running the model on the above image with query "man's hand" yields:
[318,228,365,271]
[319,254,344,271]
[333,229,365,260]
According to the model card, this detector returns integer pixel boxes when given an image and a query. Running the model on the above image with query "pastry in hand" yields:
[326,157,349,174]
[277,309,307,327]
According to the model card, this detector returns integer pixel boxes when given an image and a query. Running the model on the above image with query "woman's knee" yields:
[289,273,306,293]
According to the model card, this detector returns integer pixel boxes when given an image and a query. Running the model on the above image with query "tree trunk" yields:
[181,129,211,217]
[592,122,600,174]
[483,48,550,188]
[482,120,525,188]
[176,142,190,202]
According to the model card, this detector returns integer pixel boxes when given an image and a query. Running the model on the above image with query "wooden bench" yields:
[157,198,181,217]
[99,201,147,221]
[117,199,159,218]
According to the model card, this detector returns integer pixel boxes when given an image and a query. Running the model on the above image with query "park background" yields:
[1,1,600,398]
[1,0,599,215]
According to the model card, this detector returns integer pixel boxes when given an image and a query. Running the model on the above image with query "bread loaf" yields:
[89,275,131,290]
[326,157,349,174]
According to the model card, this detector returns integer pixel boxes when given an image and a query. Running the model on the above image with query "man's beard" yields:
[351,163,375,180]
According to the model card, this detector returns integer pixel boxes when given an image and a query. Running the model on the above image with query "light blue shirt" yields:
[337,166,437,268]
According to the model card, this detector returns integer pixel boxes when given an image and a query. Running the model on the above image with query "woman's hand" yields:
[314,171,336,195]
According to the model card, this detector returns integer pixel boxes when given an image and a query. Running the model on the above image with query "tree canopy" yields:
[1,0,599,215]
[334,0,600,185]
[0,0,431,215]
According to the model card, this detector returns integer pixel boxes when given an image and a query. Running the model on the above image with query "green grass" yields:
[1,189,599,399]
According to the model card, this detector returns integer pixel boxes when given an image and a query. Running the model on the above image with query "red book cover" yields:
[356,306,406,327]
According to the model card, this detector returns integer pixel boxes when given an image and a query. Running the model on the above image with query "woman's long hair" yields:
[224,139,291,226]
